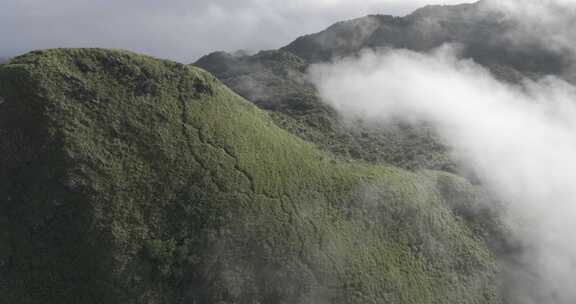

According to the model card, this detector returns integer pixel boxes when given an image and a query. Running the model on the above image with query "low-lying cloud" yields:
[310,45,576,303]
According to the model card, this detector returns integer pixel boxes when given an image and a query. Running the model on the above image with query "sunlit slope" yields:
[0,49,500,304]
[195,50,453,171]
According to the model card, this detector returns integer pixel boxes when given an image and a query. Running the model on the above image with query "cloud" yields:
[0,0,474,61]
[310,44,576,303]
[309,4,576,299]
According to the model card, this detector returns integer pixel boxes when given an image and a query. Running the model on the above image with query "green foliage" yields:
[145,238,197,279]
[195,50,455,171]
[281,3,565,76]
[0,48,502,304]
[196,1,568,175]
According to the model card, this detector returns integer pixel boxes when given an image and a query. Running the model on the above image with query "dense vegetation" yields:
[281,2,565,75]
[195,1,566,175]
[0,48,505,303]
[195,50,454,171]
[5,1,560,303]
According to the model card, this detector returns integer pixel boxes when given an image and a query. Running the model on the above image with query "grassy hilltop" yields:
[0,48,503,303]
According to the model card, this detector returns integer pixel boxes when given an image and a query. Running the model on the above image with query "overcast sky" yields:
[0,0,475,62]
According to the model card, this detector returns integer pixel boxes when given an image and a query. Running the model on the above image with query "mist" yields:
[309,43,576,304]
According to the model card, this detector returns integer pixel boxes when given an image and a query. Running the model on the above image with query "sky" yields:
[0,0,474,62]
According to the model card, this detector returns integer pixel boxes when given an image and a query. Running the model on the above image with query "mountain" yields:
[195,50,454,172]
[195,3,574,302]
[0,48,506,303]
[282,1,565,76]
[195,0,569,174]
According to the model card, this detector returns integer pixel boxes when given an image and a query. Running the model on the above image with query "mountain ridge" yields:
[2,1,557,303]
[0,48,505,303]
[195,0,569,175]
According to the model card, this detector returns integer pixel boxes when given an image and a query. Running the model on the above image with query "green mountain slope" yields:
[195,50,454,171]
[0,49,502,303]
[195,1,567,175]
[282,1,564,76]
